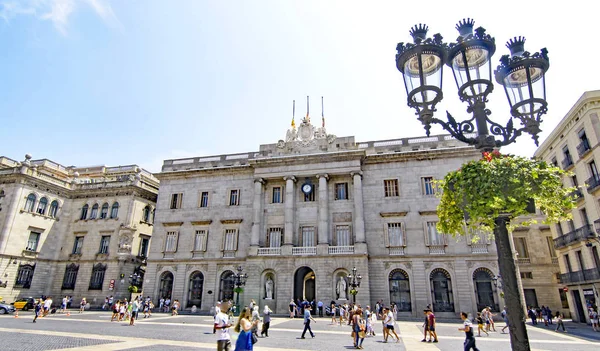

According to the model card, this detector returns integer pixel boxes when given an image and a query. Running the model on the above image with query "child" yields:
[476,312,488,336]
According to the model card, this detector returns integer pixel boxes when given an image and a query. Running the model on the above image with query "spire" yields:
[291,100,296,129]
[321,96,325,128]
[306,96,310,123]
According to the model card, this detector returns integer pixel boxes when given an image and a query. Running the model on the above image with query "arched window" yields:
[100,203,109,219]
[80,204,89,220]
[159,271,174,300]
[89,263,107,290]
[49,200,59,218]
[430,268,454,312]
[187,271,204,308]
[110,202,119,218]
[62,263,79,290]
[219,270,235,301]
[15,264,35,288]
[473,268,497,311]
[90,204,99,219]
[24,193,36,212]
[142,205,151,222]
[389,269,411,312]
[37,197,48,215]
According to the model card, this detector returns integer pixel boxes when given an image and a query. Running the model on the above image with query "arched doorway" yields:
[159,271,173,300]
[389,269,411,312]
[294,267,315,302]
[430,268,454,312]
[188,271,204,308]
[473,268,497,311]
[220,271,235,301]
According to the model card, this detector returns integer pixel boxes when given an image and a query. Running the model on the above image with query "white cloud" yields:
[41,0,75,35]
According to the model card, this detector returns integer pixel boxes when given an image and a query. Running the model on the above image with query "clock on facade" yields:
[301,183,313,195]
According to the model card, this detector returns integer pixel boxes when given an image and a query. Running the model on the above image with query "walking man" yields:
[301,305,316,339]
[214,302,232,351]
[501,306,509,333]
[459,312,480,351]
[383,307,399,343]
[317,300,323,317]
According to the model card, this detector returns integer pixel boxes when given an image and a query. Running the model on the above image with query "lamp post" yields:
[128,272,142,299]
[233,265,248,315]
[395,19,549,351]
[347,267,362,304]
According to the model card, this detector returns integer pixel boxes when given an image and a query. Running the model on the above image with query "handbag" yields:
[358,331,366,338]
[251,333,258,345]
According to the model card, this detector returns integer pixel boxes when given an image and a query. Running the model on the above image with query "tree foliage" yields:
[437,151,575,236]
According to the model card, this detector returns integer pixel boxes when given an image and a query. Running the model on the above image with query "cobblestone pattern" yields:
[0,331,117,351]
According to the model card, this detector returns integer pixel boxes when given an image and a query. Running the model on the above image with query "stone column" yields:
[283,176,296,245]
[250,178,264,247]
[317,174,329,245]
[351,171,366,244]
[0,184,24,253]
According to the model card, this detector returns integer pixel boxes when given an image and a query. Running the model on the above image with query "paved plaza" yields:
[1,311,599,351]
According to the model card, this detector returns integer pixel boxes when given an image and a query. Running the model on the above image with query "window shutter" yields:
[384,224,390,247]
[234,229,239,250]
[175,232,179,251]
[221,231,225,251]
[401,223,407,246]
[424,222,430,246]
[237,189,241,205]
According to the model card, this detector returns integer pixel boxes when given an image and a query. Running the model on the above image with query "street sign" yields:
[109,279,115,291]
[563,286,569,292]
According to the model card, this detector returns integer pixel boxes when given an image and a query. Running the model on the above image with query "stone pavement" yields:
[0,311,598,350]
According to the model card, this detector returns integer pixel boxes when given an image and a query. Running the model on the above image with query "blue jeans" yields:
[301,320,314,337]
[354,325,364,347]
[464,337,479,351]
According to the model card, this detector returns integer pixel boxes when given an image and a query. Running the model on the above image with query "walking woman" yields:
[330,304,338,325]
[352,307,366,349]
[234,307,256,351]
[289,300,296,319]
[261,305,272,337]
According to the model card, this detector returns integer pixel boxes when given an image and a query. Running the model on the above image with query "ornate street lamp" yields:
[347,267,362,304]
[233,265,248,316]
[396,19,549,351]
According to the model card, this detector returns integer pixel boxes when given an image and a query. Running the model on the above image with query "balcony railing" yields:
[292,246,317,255]
[328,246,355,255]
[577,140,591,157]
[428,245,446,255]
[517,258,531,264]
[561,157,574,170]
[389,247,405,256]
[471,244,489,254]
[560,268,600,284]
[257,247,281,256]
[587,175,600,193]
[570,189,584,201]
[553,224,595,249]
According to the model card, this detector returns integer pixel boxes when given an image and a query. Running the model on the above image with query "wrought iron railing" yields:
[553,224,595,249]
[560,268,600,284]
[577,140,591,157]
[561,157,574,170]
[587,175,600,193]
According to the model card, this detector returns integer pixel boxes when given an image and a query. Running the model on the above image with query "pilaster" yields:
[283,176,296,245]
[317,174,329,245]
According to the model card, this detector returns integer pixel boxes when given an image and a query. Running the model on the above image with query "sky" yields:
[1,0,599,172]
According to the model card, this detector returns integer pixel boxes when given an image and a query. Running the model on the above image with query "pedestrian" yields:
[528,306,537,325]
[459,312,480,351]
[365,306,374,336]
[108,295,114,308]
[261,305,272,337]
[289,299,296,319]
[249,299,256,310]
[382,307,400,343]
[501,306,509,333]
[546,306,553,325]
[352,307,365,349]
[421,309,430,342]
[235,307,256,351]
[215,302,232,351]
[33,299,42,323]
[79,297,86,313]
[251,306,261,340]
[555,313,567,333]
[60,296,67,313]
[159,297,164,312]
[111,301,120,322]
[425,309,438,343]
[487,307,497,332]
[214,301,222,334]
[301,305,316,339]
[172,299,180,316]
[476,312,488,336]
[130,298,140,326]
[119,300,127,321]
[590,308,599,332]
[317,300,324,317]
[103,296,109,310]
[330,303,338,325]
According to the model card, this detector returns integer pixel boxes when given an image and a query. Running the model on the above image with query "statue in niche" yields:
[336,275,348,300]
[265,276,274,299]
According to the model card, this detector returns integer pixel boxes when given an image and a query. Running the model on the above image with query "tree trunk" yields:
[494,215,531,351]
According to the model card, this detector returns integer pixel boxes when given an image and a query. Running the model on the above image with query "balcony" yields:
[471,244,489,254]
[577,140,592,157]
[560,268,600,284]
[570,189,584,201]
[328,246,355,255]
[428,245,446,255]
[561,157,574,170]
[587,175,600,193]
[257,247,281,256]
[389,247,405,256]
[553,224,595,249]
[517,258,531,264]
[292,246,316,255]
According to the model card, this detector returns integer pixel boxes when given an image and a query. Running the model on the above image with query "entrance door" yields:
[524,289,538,308]
[573,290,586,323]
[294,267,315,302]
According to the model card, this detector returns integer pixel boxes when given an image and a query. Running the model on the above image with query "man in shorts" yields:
[214,302,232,351]
[425,309,438,343]
[383,307,399,342]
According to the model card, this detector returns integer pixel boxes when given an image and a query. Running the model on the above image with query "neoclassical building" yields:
[0,155,158,304]
[146,118,514,318]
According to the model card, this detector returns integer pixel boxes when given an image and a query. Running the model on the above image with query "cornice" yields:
[191,220,213,226]
[364,146,479,164]
[380,211,409,217]
[249,150,366,167]
[162,222,184,227]
[220,219,243,224]
[156,165,253,180]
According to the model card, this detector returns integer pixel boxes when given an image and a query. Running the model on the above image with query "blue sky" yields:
[1,0,599,172]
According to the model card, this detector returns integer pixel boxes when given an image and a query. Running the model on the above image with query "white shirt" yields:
[214,312,231,341]
[44,299,52,308]
[384,311,394,326]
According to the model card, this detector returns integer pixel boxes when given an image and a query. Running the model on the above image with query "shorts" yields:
[386,325,394,330]
[428,326,436,332]
[131,311,138,319]
[478,324,484,328]
[485,320,490,324]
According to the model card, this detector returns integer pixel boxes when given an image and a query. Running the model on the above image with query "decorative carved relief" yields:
[332,212,352,223]
[467,261,475,268]
[424,262,433,270]
[403,262,412,270]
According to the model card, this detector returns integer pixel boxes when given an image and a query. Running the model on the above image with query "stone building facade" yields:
[534,90,600,323]
[0,155,158,305]
[146,118,516,318]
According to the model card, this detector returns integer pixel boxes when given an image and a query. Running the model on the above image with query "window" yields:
[194,230,208,251]
[37,197,48,215]
[572,175,579,187]
[520,272,533,279]
[551,157,558,167]
[384,179,399,197]
[142,205,151,222]
[558,289,569,309]
[556,223,564,236]
[581,208,590,225]
[15,264,35,288]
[389,269,411,312]
[222,229,238,251]
[110,202,119,218]
[199,191,209,208]
[99,236,110,254]
[300,226,316,247]
[267,227,283,248]
[187,271,204,308]
[100,203,109,219]
[138,236,150,257]
[72,236,84,254]
[579,129,590,151]
[567,219,576,232]
[422,177,436,195]
[24,193,36,212]
[89,263,106,290]
[80,204,89,220]
[576,250,585,270]
[513,237,529,258]
[165,231,178,252]
[49,200,59,218]
[590,160,600,182]
[430,269,454,312]
[564,254,573,272]
[170,193,183,209]
[159,271,174,299]
[546,237,557,258]
[26,232,40,252]
[563,145,573,166]
[90,204,99,219]
[386,223,405,247]
[335,183,348,200]
[425,222,445,246]
[219,271,234,301]
[334,225,352,246]
[61,264,79,290]
[272,187,282,203]
[229,190,240,206]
